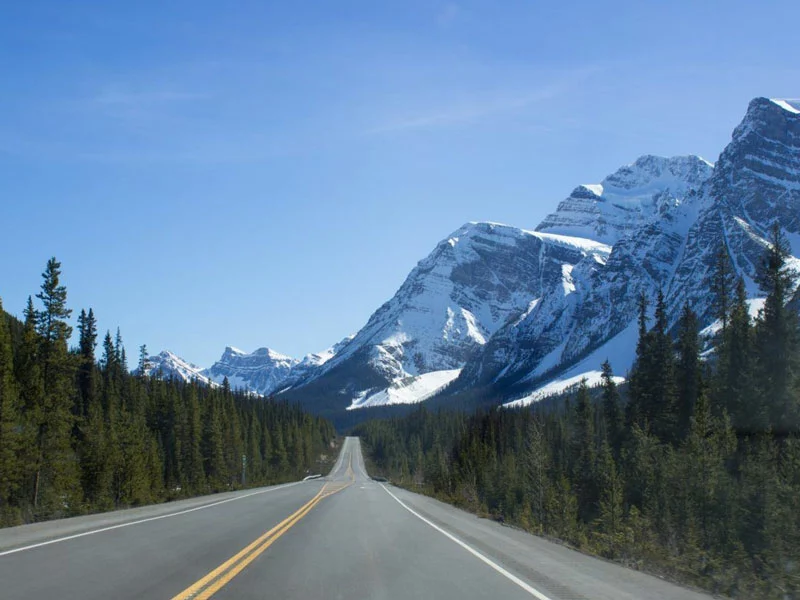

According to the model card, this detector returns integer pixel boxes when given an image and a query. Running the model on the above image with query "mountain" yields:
[201,335,355,395]
[280,221,611,412]
[285,96,800,413]
[536,154,713,245]
[460,97,800,407]
[141,350,215,386]
[140,97,800,415]
[202,346,298,394]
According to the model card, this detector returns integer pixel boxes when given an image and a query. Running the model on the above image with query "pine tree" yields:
[572,379,597,522]
[717,278,760,433]
[0,298,21,522]
[522,416,549,532]
[76,308,98,418]
[201,396,226,488]
[137,344,150,378]
[600,360,622,458]
[711,241,735,333]
[650,290,678,443]
[754,223,799,433]
[595,439,624,556]
[683,388,735,550]
[675,303,700,440]
[34,258,81,514]
[626,293,651,431]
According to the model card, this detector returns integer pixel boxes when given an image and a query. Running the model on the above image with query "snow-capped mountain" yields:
[203,346,298,394]
[141,350,215,386]
[536,155,713,245]
[286,96,800,412]
[280,221,611,410]
[141,335,356,396]
[463,97,800,407]
[139,97,800,414]
[201,335,356,395]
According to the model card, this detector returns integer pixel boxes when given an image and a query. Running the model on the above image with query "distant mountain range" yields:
[144,97,800,416]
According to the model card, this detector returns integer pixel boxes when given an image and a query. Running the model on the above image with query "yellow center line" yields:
[171,456,357,600]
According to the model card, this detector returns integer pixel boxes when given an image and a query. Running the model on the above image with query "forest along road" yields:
[0,437,712,600]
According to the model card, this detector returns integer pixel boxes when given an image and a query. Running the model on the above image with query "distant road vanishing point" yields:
[0,437,712,600]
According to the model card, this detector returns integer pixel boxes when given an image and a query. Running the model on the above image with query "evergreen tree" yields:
[675,303,700,440]
[522,417,549,532]
[600,360,622,458]
[649,290,678,443]
[0,298,21,521]
[137,345,150,378]
[754,223,799,433]
[33,258,80,514]
[572,380,597,522]
[717,278,760,432]
[711,241,735,333]
[76,308,98,418]
[595,439,624,556]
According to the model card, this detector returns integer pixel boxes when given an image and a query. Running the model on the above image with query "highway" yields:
[0,437,713,599]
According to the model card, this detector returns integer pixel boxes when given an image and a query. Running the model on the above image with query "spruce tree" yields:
[0,298,21,522]
[650,290,678,443]
[34,258,81,514]
[522,417,549,532]
[675,303,701,440]
[572,379,597,522]
[76,308,98,418]
[754,223,799,433]
[711,241,735,333]
[600,360,622,458]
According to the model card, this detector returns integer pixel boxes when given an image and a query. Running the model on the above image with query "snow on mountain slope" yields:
[665,96,800,324]
[536,155,713,245]
[285,221,611,408]
[456,157,706,394]
[447,97,800,405]
[504,369,625,409]
[142,350,216,386]
[347,369,462,410]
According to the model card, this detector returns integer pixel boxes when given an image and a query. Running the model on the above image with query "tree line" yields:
[355,225,800,599]
[0,258,336,526]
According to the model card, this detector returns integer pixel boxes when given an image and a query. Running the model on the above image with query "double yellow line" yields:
[172,474,354,600]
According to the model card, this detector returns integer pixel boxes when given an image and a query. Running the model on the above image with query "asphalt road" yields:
[0,437,714,599]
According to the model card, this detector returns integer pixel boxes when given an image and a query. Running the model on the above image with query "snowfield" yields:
[347,369,462,410]
[503,370,625,409]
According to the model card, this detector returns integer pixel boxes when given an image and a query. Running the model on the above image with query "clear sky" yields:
[1,0,797,367]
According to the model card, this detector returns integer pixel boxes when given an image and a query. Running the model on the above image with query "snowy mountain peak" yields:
[141,350,214,386]
[536,154,713,245]
[203,346,298,394]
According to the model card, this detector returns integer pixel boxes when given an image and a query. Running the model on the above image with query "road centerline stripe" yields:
[380,484,553,600]
[172,475,355,599]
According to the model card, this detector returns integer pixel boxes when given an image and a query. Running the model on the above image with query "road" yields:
[0,437,713,599]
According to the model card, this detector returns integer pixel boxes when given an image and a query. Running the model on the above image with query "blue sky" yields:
[1,0,797,367]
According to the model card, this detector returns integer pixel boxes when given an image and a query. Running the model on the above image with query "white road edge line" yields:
[380,484,552,600]
[0,481,305,557]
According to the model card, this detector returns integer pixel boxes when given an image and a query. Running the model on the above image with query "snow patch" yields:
[700,297,767,337]
[347,369,462,410]
[770,98,800,115]
[503,370,624,408]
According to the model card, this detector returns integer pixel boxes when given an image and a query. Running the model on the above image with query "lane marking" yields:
[171,487,328,600]
[172,450,357,599]
[380,484,553,600]
[0,481,304,558]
